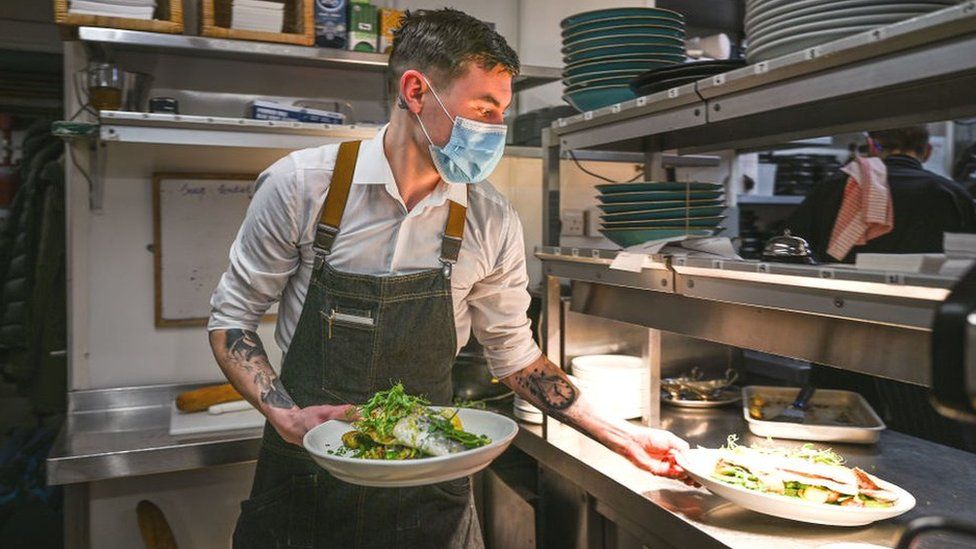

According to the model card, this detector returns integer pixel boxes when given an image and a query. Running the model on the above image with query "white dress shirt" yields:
[208,125,541,379]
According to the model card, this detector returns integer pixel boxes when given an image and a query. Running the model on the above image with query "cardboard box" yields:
[314,0,347,49]
[348,3,377,52]
[247,100,346,124]
[378,8,403,54]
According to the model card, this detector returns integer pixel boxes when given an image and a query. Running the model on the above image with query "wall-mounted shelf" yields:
[76,26,561,92]
[97,110,380,148]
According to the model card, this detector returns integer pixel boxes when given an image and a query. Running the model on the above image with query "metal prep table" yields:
[48,382,976,548]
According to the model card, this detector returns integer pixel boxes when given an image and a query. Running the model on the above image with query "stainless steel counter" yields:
[47,383,263,485]
[48,384,976,548]
[518,409,976,549]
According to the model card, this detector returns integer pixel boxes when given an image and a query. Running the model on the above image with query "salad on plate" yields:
[329,383,492,460]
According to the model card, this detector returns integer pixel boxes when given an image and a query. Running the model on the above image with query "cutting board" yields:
[168,401,266,436]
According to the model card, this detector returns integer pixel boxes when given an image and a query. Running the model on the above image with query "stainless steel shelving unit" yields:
[76,26,561,92]
[539,2,976,392]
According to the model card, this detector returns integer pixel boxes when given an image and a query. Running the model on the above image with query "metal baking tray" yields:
[742,386,886,444]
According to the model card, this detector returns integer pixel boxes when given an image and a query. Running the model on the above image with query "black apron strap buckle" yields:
[439,233,462,279]
[314,223,340,256]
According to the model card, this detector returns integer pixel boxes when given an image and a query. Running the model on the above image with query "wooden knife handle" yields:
[137,500,178,549]
[176,383,243,413]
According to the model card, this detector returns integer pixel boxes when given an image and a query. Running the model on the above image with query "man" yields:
[787,125,976,263]
[208,9,690,548]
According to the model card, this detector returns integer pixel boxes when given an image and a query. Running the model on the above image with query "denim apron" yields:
[232,141,483,549]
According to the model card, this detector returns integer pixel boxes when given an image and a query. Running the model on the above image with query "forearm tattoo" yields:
[514,362,578,419]
[224,329,296,409]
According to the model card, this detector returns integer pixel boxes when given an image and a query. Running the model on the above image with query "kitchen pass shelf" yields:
[76,26,561,92]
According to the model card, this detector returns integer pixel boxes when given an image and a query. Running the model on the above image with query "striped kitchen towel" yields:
[826,156,892,261]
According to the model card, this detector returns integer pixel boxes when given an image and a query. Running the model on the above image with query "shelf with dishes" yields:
[548,2,976,153]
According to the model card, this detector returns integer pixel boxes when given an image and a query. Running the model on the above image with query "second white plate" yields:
[675,448,916,527]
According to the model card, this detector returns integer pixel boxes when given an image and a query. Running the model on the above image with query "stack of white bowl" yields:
[571,354,647,419]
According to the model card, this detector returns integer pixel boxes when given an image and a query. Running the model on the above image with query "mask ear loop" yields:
[419,74,457,124]
[412,74,456,148]
[414,108,436,147]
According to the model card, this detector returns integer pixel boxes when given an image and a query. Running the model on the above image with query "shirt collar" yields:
[883,154,924,171]
[351,124,395,186]
[352,123,469,208]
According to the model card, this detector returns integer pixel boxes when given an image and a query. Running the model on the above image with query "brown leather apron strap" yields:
[314,140,361,256]
[440,198,467,266]
[315,139,467,270]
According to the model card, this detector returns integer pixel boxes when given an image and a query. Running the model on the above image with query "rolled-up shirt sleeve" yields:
[208,157,303,332]
[467,206,543,379]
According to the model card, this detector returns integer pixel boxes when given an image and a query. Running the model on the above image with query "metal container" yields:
[742,385,885,444]
[762,230,816,264]
[122,71,154,112]
[453,352,509,402]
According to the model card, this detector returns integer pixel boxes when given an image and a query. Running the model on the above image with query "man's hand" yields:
[267,404,359,446]
[209,329,362,447]
[604,422,695,484]
[502,355,696,485]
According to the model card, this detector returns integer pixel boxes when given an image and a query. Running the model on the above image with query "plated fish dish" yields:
[329,383,492,460]
[711,436,898,508]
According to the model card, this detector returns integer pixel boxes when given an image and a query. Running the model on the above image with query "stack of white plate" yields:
[572,355,647,420]
[745,0,960,62]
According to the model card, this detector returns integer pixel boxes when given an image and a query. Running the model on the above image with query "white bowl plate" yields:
[303,407,518,487]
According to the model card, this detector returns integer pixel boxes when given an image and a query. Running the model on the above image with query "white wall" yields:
[89,462,255,548]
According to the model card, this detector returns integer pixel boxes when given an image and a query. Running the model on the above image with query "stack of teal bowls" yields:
[596,181,726,248]
[561,7,687,112]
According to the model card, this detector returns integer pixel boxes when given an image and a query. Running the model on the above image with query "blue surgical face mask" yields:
[413,76,507,184]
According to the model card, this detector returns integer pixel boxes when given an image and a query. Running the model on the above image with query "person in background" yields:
[787,125,976,263]
[787,125,976,452]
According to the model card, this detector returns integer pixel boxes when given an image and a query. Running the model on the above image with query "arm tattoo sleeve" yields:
[514,362,579,417]
[224,329,296,409]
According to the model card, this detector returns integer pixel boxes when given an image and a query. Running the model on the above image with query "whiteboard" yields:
[153,173,274,326]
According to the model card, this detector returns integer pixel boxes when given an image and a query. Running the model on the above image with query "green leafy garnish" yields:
[339,382,491,459]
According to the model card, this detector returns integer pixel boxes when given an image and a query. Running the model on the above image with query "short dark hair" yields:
[388,8,520,98]
[868,126,930,155]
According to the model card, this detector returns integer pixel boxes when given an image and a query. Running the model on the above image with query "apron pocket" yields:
[236,474,317,549]
[320,304,378,391]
